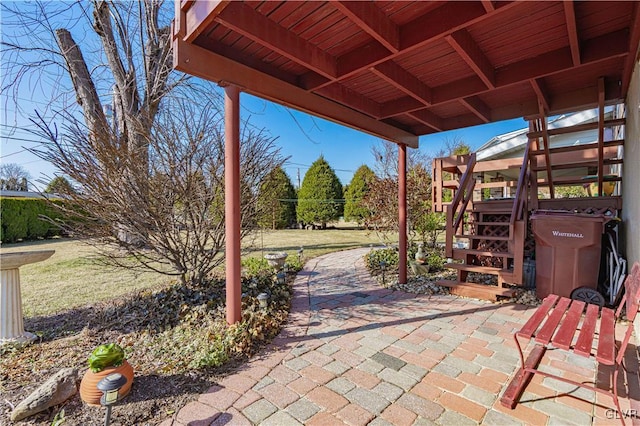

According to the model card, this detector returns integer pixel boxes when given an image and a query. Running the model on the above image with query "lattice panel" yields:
[471,213,511,269]
[573,206,619,216]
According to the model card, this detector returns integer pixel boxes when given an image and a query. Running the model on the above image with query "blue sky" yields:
[1,90,527,189]
[240,93,527,186]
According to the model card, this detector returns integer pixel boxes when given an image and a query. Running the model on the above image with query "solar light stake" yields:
[379,261,387,286]
[257,292,269,310]
[97,373,128,426]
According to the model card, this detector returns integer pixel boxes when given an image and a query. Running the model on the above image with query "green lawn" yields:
[1,226,388,317]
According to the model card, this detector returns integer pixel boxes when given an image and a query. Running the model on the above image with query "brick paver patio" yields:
[162,248,640,425]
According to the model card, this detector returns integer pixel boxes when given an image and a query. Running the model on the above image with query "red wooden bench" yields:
[501,262,640,425]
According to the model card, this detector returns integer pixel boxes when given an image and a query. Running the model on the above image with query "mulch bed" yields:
[1,275,291,425]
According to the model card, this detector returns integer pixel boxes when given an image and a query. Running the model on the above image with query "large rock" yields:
[11,368,78,421]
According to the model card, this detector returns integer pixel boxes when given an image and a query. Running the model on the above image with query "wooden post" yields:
[597,77,605,196]
[224,85,242,325]
[398,144,407,285]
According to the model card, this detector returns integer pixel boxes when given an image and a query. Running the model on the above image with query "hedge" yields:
[0,198,65,243]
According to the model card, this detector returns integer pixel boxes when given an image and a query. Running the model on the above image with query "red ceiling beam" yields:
[530,78,550,114]
[380,97,426,119]
[371,61,433,105]
[173,38,419,147]
[580,30,628,63]
[409,110,443,132]
[547,79,622,114]
[482,1,495,12]
[563,1,581,66]
[621,1,640,95]
[446,29,495,89]
[337,41,393,77]
[442,113,485,130]
[414,79,623,132]
[334,1,400,53]
[215,2,338,79]
[183,1,229,42]
[498,30,628,87]
[460,96,491,123]
[348,27,628,124]
[432,76,488,105]
[307,0,518,91]
[314,84,382,118]
[429,30,625,106]
[400,2,488,51]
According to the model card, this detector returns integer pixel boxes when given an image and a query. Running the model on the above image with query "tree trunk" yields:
[54,29,109,141]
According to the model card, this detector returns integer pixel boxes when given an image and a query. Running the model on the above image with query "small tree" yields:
[297,156,343,228]
[44,176,75,195]
[407,164,440,246]
[363,144,446,250]
[30,97,283,286]
[257,166,297,229]
[344,165,376,227]
[0,163,30,191]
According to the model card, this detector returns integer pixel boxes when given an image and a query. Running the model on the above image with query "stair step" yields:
[444,263,510,275]
[453,248,514,258]
[436,280,517,300]
[455,234,510,241]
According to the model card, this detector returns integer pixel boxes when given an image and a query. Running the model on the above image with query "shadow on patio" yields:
[164,247,640,426]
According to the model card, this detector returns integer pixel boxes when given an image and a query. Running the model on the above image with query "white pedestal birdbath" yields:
[0,250,55,347]
[264,252,288,270]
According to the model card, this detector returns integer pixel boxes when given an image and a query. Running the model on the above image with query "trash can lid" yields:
[530,209,610,222]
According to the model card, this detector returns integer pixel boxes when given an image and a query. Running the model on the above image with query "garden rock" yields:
[10,367,78,421]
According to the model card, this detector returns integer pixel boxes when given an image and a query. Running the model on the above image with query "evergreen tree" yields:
[297,156,343,228]
[344,165,376,226]
[45,176,76,195]
[257,167,297,229]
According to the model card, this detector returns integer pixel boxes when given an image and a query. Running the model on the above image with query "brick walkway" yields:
[163,248,639,426]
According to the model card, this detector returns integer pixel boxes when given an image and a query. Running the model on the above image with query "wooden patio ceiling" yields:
[173,1,640,148]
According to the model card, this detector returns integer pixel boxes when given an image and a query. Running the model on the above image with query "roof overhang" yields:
[172,1,640,149]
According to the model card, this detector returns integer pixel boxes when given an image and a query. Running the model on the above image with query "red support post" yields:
[224,85,242,325]
[398,144,407,284]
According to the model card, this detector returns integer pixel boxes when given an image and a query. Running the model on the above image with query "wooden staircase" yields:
[440,199,526,300]
[432,104,625,301]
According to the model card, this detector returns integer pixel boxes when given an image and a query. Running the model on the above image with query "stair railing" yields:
[445,153,477,257]
[510,139,531,229]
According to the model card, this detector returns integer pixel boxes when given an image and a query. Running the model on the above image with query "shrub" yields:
[284,256,304,272]
[364,247,399,276]
[241,257,270,277]
[0,198,64,243]
[366,244,446,277]
[126,257,293,372]
[426,249,446,272]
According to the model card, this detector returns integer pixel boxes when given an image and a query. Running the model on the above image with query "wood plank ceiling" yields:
[173,1,640,148]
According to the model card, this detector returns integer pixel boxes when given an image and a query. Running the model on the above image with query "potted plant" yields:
[79,343,134,406]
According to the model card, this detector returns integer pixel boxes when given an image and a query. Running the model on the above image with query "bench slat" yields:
[574,303,600,357]
[552,300,586,350]
[535,297,571,344]
[518,294,559,338]
[596,307,616,365]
